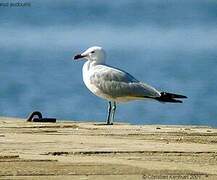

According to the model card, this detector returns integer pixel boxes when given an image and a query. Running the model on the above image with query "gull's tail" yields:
[155,92,187,103]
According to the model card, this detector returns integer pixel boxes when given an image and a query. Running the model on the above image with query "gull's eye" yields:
[91,51,95,54]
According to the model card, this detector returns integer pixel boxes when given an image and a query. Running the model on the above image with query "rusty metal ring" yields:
[26,111,56,123]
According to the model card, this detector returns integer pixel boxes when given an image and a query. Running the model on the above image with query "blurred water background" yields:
[0,0,217,126]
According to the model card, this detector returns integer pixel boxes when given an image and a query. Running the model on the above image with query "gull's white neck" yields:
[83,58,105,71]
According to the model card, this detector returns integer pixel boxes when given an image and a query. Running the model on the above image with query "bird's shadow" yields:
[93,123,114,126]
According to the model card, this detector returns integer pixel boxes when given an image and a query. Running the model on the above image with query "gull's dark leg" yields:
[110,101,116,125]
[106,101,112,125]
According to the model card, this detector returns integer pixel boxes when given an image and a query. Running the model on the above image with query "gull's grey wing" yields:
[90,65,160,99]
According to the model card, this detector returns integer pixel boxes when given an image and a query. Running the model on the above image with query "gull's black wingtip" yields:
[155,92,187,103]
[161,92,187,99]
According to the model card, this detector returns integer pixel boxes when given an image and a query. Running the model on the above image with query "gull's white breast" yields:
[82,61,113,101]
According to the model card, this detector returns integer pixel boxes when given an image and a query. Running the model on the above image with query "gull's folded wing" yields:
[89,65,161,99]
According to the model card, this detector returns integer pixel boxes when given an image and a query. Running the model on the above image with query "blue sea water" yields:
[0,0,217,126]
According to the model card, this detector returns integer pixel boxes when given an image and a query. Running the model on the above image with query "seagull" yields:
[74,46,187,125]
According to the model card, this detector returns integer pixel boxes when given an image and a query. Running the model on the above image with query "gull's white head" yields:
[74,46,106,63]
